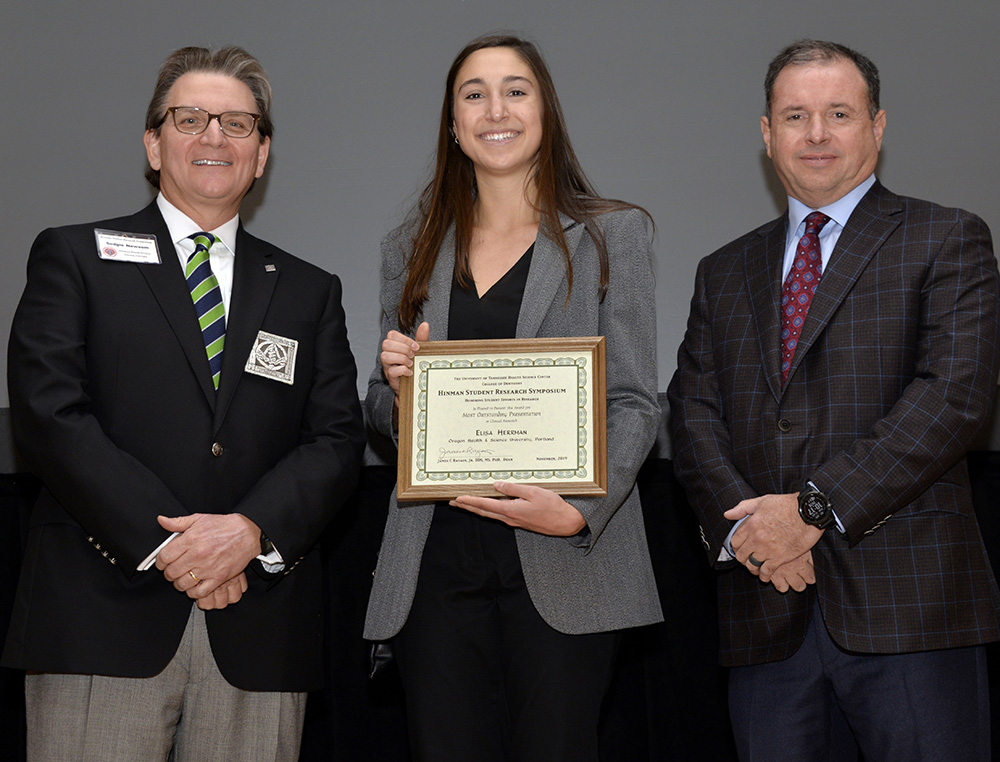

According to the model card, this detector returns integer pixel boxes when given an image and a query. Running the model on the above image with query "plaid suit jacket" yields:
[668,182,1000,666]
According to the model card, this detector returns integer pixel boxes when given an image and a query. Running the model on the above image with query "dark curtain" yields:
[3,451,999,760]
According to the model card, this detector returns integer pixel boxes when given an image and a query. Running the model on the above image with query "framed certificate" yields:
[397,336,607,500]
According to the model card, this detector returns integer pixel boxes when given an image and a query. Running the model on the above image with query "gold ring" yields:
[188,570,202,583]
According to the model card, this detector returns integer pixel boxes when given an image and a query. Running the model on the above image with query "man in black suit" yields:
[668,40,1000,761]
[4,46,365,761]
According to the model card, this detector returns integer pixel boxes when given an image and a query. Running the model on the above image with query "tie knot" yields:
[189,232,217,252]
[804,212,831,234]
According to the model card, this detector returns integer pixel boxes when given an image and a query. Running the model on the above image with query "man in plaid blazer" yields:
[668,40,1000,761]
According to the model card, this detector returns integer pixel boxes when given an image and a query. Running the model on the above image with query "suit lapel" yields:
[133,203,219,408]
[517,215,583,338]
[423,227,456,340]
[745,216,788,399]
[213,227,278,429]
[786,184,903,386]
[428,216,580,340]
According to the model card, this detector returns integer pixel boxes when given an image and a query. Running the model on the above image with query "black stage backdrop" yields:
[2,452,999,761]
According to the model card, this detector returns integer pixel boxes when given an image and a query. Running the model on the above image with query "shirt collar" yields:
[156,193,240,254]
[787,174,876,236]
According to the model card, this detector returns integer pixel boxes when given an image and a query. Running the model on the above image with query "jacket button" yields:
[778,418,792,432]
[211,442,224,457]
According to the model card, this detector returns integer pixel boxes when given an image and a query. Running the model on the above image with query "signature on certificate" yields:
[437,446,496,463]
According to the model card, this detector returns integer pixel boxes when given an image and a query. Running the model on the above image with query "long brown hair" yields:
[397,34,647,333]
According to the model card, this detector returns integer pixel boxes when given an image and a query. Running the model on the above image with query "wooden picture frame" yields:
[397,336,607,501]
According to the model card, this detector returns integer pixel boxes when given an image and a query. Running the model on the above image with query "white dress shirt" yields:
[137,193,283,572]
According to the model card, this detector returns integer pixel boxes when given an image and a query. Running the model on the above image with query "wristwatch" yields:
[260,532,276,557]
[798,482,835,529]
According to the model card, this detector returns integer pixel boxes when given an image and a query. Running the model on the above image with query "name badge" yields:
[245,331,298,385]
[94,229,161,264]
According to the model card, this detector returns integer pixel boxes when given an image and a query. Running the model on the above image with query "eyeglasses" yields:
[162,107,261,139]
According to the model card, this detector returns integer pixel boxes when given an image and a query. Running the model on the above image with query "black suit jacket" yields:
[668,183,1000,666]
[4,202,365,691]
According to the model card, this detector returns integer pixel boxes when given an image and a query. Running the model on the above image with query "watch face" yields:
[801,492,829,522]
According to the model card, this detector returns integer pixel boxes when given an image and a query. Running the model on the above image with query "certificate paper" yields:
[397,337,607,500]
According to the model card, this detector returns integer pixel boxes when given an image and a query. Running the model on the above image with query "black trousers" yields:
[394,505,619,762]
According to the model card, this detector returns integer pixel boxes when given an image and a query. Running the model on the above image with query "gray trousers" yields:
[25,605,306,762]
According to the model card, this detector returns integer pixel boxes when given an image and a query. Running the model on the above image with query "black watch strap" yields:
[260,532,275,556]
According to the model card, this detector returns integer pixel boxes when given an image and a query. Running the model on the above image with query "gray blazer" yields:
[363,207,663,639]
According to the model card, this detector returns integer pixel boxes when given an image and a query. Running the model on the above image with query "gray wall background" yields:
[3,0,999,448]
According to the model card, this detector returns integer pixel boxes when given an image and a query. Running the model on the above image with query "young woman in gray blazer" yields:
[364,33,662,762]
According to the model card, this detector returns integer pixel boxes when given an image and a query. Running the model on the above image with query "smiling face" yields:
[761,58,885,208]
[451,46,543,183]
[143,71,269,229]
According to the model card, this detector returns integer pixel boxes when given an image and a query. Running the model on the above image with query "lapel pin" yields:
[264,264,277,273]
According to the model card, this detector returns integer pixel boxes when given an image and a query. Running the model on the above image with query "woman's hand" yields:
[450,482,587,537]
[380,321,430,402]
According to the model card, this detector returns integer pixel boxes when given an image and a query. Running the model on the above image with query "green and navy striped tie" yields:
[186,232,226,390]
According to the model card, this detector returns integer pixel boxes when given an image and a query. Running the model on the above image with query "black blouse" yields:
[447,245,534,341]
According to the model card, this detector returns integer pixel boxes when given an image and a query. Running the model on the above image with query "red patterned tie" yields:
[780,211,830,386]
